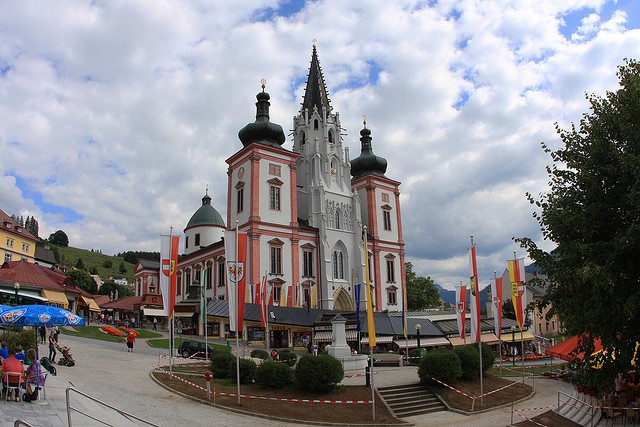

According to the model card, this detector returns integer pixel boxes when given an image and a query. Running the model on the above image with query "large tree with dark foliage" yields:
[67,269,96,293]
[48,230,69,247]
[406,262,441,310]
[518,59,640,390]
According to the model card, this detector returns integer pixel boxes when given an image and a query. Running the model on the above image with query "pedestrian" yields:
[271,349,279,361]
[152,317,157,330]
[48,332,57,363]
[39,325,47,344]
[126,333,136,352]
[312,344,318,356]
[53,325,60,343]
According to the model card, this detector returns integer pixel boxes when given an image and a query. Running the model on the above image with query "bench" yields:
[372,353,403,366]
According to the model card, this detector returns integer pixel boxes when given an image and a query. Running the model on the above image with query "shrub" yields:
[480,342,495,372]
[3,329,36,357]
[408,348,422,365]
[251,349,269,360]
[277,349,298,367]
[295,354,344,393]
[232,358,257,384]
[454,345,480,380]
[210,351,236,378]
[255,360,291,389]
[418,348,461,386]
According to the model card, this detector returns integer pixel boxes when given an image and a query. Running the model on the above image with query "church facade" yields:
[135,44,406,326]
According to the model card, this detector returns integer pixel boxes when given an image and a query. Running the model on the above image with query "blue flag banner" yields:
[355,283,361,332]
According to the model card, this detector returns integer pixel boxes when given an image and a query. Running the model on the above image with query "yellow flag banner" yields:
[363,237,376,347]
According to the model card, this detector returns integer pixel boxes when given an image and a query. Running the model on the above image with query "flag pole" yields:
[363,226,375,421]
[169,226,174,376]
[235,220,241,405]
[471,235,483,408]
[495,271,503,377]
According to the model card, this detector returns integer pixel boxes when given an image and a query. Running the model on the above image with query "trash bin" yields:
[227,340,231,349]
[418,348,427,358]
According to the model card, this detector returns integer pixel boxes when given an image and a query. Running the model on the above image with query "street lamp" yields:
[14,282,20,305]
[511,326,516,366]
[416,323,422,350]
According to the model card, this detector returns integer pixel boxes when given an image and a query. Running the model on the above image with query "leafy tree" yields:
[89,266,98,275]
[406,262,441,310]
[97,280,133,297]
[518,59,640,388]
[75,257,85,270]
[48,230,69,247]
[103,260,113,269]
[502,299,516,320]
[119,262,127,274]
[66,269,96,293]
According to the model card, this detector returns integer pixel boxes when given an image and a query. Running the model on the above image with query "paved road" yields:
[1,332,576,426]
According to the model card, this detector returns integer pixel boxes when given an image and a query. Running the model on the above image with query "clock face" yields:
[238,167,245,179]
[331,168,337,175]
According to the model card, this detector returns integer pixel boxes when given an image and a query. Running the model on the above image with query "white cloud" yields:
[1,0,639,289]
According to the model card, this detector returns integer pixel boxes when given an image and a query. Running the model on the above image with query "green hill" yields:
[49,245,136,283]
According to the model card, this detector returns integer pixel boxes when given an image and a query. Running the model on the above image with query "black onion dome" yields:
[238,85,286,148]
[186,192,225,228]
[350,126,387,178]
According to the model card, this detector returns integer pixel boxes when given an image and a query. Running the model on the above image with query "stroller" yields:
[55,343,75,366]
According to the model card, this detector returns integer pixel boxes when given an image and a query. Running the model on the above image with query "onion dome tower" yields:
[238,80,286,148]
[350,117,388,179]
[183,189,225,255]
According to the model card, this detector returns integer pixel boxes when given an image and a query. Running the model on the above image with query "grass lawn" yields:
[61,325,163,342]
[153,363,402,425]
[146,337,230,352]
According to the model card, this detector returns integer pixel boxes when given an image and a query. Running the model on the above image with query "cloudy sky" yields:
[2,0,639,289]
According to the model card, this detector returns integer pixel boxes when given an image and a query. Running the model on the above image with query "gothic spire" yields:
[301,39,331,116]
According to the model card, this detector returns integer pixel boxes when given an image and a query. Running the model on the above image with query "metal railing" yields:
[14,421,34,427]
[66,387,160,427]
[557,391,597,427]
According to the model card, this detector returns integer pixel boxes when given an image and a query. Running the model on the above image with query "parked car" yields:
[178,340,214,359]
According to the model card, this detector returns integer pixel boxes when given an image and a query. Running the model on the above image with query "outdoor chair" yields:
[607,405,622,425]
[3,372,23,402]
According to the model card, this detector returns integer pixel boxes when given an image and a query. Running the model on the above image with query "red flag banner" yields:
[490,277,503,338]
[160,234,180,317]
[468,244,481,343]
[260,275,267,328]
[455,284,467,340]
[224,230,247,332]
[507,258,526,330]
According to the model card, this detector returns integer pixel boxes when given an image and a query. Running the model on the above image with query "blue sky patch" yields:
[14,175,83,223]
[454,91,469,110]
[559,0,640,40]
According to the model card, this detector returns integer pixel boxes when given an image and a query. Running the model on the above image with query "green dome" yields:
[186,193,225,228]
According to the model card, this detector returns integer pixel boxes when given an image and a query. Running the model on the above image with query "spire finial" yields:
[362,114,367,128]
[261,78,266,92]
[312,38,317,48]
[205,184,209,195]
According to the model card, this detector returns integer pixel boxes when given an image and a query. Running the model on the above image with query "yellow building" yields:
[0,208,37,263]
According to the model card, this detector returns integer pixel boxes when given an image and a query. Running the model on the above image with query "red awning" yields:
[545,335,602,361]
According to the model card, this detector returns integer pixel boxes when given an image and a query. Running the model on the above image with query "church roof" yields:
[350,124,388,179]
[186,192,225,229]
[237,81,286,148]
[301,41,332,116]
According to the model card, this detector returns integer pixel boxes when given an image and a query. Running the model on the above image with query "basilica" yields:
[134,44,406,333]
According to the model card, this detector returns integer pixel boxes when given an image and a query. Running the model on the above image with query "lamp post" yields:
[14,282,20,305]
[416,323,421,350]
[511,326,516,366]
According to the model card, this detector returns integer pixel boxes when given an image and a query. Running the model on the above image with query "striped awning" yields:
[81,296,101,312]
[173,311,194,318]
[360,335,394,344]
[313,330,359,343]
[394,337,450,349]
[143,308,166,317]
[41,289,69,309]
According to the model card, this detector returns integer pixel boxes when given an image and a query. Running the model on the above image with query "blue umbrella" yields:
[0,305,85,327]
[0,305,85,388]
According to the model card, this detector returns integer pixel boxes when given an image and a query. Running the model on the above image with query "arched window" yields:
[314,119,319,130]
[333,250,344,279]
[335,209,341,229]
[301,131,306,145]
[328,130,334,143]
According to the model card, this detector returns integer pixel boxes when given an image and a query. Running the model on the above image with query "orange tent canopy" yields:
[545,335,603,361]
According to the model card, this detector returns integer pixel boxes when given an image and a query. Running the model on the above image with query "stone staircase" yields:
[555,391,602,426]
[377,383,447,418]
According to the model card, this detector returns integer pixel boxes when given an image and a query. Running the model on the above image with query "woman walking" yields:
[48,331,57,363]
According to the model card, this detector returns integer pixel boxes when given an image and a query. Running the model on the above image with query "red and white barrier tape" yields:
[155,368,372,404]
[426,375,473,399]
[513,410,549,427]
[477,378,524,398]
[512,403,558,413]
